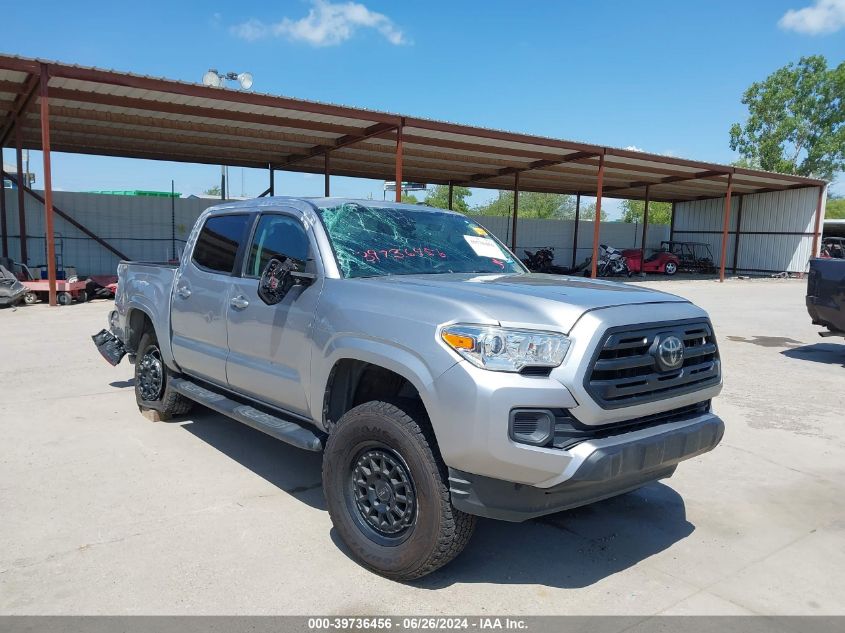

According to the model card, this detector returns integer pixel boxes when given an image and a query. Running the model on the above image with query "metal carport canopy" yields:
[0,54,828,304]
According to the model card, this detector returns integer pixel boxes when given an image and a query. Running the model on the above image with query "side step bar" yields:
[169,378,324,452]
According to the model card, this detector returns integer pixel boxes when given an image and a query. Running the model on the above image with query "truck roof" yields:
[204,196,463,217]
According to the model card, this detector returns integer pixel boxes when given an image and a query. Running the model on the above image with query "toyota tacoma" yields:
[94,198,724,580]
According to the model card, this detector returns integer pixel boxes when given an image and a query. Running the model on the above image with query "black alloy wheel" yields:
[348,445,417,546]
[137,345,164,402]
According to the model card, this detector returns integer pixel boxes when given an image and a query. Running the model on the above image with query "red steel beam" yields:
[641,185,650,266]
[591,154,606,278]
[511,172,520,252]
[40,61,399,125]
[0,73,40,146]
[44,88,365,137]
[604,169,727,194]
[460,151,599,185]
[718,173,734,283]
[278,121,398,168]
[15,124,27,264]
[571,194,581,270]
[39,66,57,306]
[810,185,826,258]
[0,176,7,257]
[394,123,404,203]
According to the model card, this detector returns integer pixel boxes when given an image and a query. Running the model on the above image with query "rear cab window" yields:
[192,214,252,274]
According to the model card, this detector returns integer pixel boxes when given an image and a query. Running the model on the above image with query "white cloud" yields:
[625,145,645,152]
[779,0,845,35]
[232,1,408,47]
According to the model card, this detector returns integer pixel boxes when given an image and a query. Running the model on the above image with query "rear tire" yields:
[23,292,37,305]
[323,400,476,580]
[665,261,678,276]
[134,330,193,419]
[57,292,73,306]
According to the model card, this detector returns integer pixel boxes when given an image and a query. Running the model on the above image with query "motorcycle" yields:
[523,247,569,274]
[580,244,632,278]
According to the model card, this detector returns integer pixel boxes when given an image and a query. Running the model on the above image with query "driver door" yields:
[225,211,323,416]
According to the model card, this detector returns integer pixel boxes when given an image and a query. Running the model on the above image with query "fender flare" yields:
[313,335,439,431]
[125,301,178,370]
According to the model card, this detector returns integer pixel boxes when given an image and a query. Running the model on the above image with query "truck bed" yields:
[115,260,178,363]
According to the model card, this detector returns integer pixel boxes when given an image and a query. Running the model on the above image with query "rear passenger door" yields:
[225,211,323,416]
[170,212,254,386]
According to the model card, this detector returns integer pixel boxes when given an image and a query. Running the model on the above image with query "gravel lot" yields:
[1,277,843,615]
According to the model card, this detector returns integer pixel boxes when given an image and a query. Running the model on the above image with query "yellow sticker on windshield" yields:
[471,226,488,236]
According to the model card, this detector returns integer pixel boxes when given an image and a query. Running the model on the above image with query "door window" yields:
[192,214,252,274]
[246,215,310,277]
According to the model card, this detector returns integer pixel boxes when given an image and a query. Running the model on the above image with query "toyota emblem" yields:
[657,335,684,370]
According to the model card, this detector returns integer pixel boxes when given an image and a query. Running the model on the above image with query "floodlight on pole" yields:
[202,69,253,90]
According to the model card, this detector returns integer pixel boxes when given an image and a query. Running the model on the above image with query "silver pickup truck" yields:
[93,197,724,580]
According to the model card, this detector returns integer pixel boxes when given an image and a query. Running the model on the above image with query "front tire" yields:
[665,261,678,276]
[134,331,193,419]
[323,400,476,580]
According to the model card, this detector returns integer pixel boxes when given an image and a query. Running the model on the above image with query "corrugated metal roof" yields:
[0,54,827,202]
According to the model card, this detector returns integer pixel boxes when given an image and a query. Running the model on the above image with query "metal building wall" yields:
[472,216,669,267]
[0,191,671,275]
[673,186,823,274]
[2,190,221,275]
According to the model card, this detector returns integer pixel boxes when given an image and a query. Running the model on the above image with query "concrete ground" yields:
[0,278,843,615]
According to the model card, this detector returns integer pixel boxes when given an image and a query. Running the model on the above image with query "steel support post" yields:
[15,124,27,264]
[394,124,403,203]
[39,66,57,306]
[718,173,733,282]
[571,193,581,270]
[810,185,826,258]
[590,154,605,278]
[641,185,650,264]
[511,171,519,252]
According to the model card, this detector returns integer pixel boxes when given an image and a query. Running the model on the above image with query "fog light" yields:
[509,409,555,446]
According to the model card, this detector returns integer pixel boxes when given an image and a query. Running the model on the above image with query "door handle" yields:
[176,285,191,299]
[230,295,249,310]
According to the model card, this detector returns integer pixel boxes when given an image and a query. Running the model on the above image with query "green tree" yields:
[472,191,583,219]
[204,185,222,196]
[729,55,845,180]
[572,201,607,222]
[827,196,845,219]
[424,184,472,213]
[400,193,420,204]
[620,199,672,225]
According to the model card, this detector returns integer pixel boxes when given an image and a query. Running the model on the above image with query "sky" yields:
[1,0,844,218]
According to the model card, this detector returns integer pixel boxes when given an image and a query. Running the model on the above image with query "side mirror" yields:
[258,258,316,306]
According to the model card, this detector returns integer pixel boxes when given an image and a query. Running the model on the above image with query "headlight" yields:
[440,324,570,372]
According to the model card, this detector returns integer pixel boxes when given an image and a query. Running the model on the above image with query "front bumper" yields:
[449,411,724,522]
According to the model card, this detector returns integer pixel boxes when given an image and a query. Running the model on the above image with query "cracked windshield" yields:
[317,202,525,278]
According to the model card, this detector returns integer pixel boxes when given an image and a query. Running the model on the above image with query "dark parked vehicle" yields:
[807,258,845,337]
[661,241,716,273]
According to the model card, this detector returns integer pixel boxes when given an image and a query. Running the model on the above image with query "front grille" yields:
[585,319,720,408]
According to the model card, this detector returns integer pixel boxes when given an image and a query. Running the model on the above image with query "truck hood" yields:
[349,272,688,333]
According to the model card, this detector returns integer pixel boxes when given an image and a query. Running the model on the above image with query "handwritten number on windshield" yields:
[362,247,447,263]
